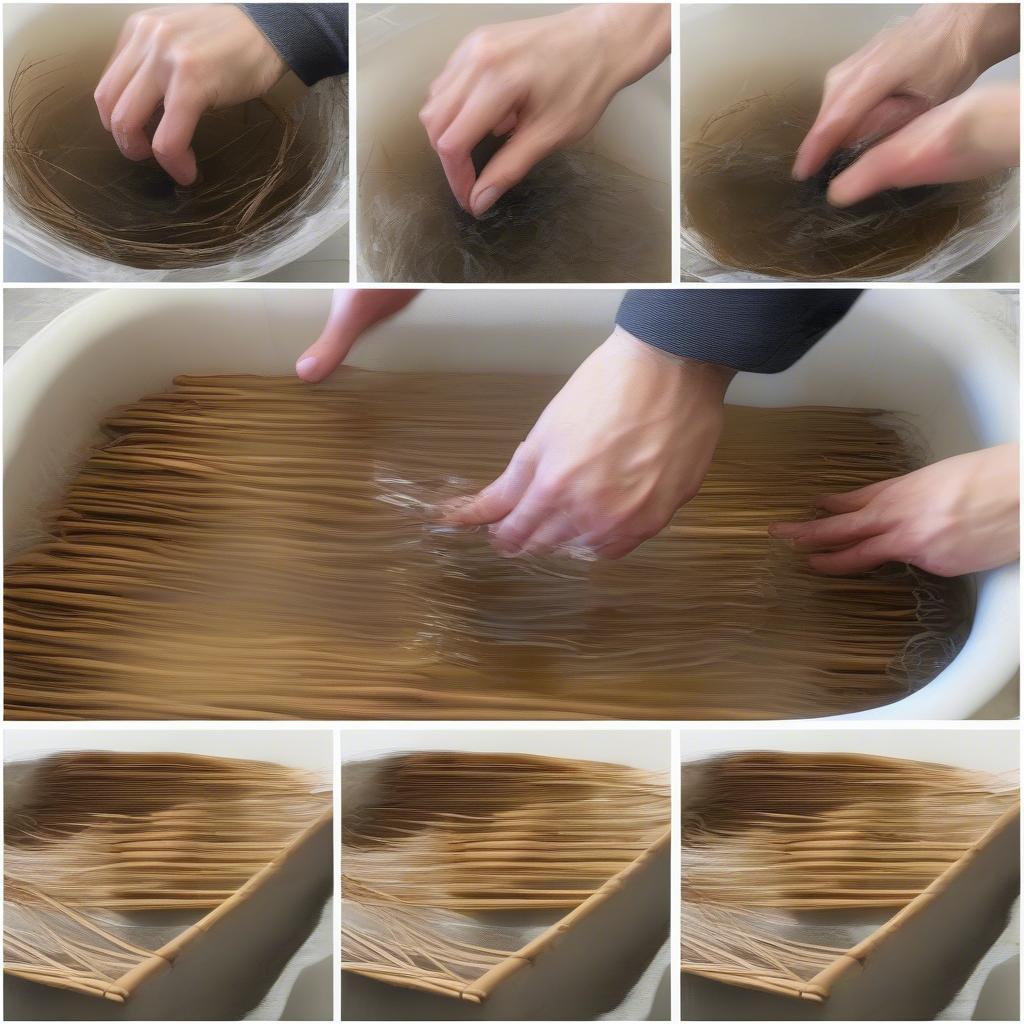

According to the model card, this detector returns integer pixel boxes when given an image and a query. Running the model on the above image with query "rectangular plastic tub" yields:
[3,288,1018,719]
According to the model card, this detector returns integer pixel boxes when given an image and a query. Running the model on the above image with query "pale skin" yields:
[419,4,671,216]
[444,330,732,559]
[94,5,286,186]
[298,290,1020,575]
[769,445,1019,577]
[793,3,1020,204]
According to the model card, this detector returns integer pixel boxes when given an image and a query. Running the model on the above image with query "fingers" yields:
[514,512,580,557]
[839,93,930,150]
[769,509,881,550]
[592,533,647,561]
[151,84,205,185]
[296,289,419,382]
[444,450,536,528]
[469,123,557,216]
[108,65,165,162]
[489,490,553,556]
[829,85,1021,205]
[94,45,144,131]
[793,70,892,181]
[807,534,904,575]
[815,477,898,514]
[433,91,518,211]
[825,117,938,206]
[493,112,518,136]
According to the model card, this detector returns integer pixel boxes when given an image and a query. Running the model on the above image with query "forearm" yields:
[241,3,349,85]
[616,290,862,373]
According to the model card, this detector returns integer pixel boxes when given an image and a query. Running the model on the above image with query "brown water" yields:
[682,90,1002,280]
[5,371,970,721]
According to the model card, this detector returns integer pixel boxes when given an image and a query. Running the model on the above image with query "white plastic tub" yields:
[3,4,349,283]
[3,288,1019,720]
[679,3,1021,282]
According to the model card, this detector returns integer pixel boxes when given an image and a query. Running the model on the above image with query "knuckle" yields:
[823,63,851,91]
[110,111,137,135]
[126,11,153,34]
[168,45,197,74]
[150,138,175,161]
[463,28,499,66]
[149,21,174,48]
[435,136,458,160]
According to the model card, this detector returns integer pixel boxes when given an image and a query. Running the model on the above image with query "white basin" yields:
[3,287,1018,720]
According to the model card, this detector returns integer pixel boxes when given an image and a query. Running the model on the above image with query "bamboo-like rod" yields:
[468,827,671,1001]
[112,807,333,998]
[806,802,1021,1000]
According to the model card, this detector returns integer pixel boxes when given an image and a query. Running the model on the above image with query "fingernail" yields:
[296,356,319,381]
[471,186,500,217]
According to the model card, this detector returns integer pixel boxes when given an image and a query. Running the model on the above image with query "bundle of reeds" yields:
[681,751,1020,1000]
[342,751,671,1000]
[4,750,331,1001]
[5,371,970,720]
[5,58,346,273]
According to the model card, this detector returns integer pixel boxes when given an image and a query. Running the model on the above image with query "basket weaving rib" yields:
[4,751,331,1001]
[342,751,671,1001]
[5,371,969,721]
[681,751,1020,1000]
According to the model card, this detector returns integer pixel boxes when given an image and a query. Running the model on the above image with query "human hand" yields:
[793,3,1019,182]
[445,328,733,559]
[419,3,670,216]
[769,444,1020,577]
[826,85,1019,206]
[94,5,288,186]
[295,289,421,382]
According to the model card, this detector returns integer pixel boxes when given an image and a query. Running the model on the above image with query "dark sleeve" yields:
[241,4,349,85]
[616,289,862,373]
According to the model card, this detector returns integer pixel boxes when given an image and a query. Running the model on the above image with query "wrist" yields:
[579,3,671,92]
[950,3,1019,75]
[605,326,735,401]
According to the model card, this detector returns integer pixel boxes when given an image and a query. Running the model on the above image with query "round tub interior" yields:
[679,3,1021,283]
[4,3,349,282]
[357,3,672,283]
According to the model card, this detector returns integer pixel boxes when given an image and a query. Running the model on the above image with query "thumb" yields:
[469,124,557,217]
[296,289,419,382]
